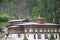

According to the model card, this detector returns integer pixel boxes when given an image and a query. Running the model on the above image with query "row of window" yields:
[17,34,58,39]
[34,34,58,39]
[7,34,58,39]
[25,28,58,32]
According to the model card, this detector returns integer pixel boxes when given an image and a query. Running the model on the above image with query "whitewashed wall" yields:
[6,33,59,40]
[2,27,59,40]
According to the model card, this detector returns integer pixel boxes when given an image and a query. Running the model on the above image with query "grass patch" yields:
[0,22,7,27]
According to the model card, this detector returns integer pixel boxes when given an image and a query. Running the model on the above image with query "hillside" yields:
[0,0,60,23]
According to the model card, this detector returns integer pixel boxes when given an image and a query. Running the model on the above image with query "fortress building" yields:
[6,17,60,40]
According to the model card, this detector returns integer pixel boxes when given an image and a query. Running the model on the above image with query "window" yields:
[34,34,36,39]
[33,28,35,32]
[25,28,27,32]
[44,28,46,32]
[47,28,50,32]
[35,28,38,32]
[54,28,57,32]
[46,28,48,32]
[27,34,29,37]
[38,34,41,39]
[55,34,57,39]
[45,34,48,39]
[27,28,29,32]
[18,34,20,38]
[38,28,40,32]
[40,28,42,32]
[29,28,33,32]
[51,28,54,32]
[42,28,44,32]
[58,28,60,32]
[25,28,29,32]
[6,34,9,37]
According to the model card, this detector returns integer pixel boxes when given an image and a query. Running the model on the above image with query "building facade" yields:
[6,18,60,40]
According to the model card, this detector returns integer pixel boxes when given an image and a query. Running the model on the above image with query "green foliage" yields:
[31,0,58,23]
[24,0,38,10]
[0,0,16,18]
[31,7,39,17]
[0,0,16,3]
[0,14,12,22]
[55,13,60,24]
[0,0,2,3]
[37,0,54,22]
[49,34,55,40]
[24,0,60,23]
[0,14,13,27]
[23,35,28,40]
[0,22,7,27]
[0,0,60,23]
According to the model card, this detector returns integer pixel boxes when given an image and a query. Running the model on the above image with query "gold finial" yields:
[37,15,41,18]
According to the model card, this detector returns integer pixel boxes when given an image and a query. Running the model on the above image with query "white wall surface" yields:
[4,33,59,40]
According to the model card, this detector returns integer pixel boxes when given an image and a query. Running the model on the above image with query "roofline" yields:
[17,24,58,26]
[8,19,26,22]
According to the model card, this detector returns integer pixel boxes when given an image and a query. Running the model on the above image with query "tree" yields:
[36,0,55,23]
[0,14,13,27]
[23,34,28,40]
[55,0,60,24]
[31,7,39,18]
[24,0,38,13]
[0,0,16,18]
[49,34,55,40]
[31,0,59,23]
[0,0,60,23]
[0,14,12,22]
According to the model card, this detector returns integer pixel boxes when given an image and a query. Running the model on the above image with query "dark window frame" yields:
[34,34,36,39]
[55,34,57,39]
[45,34,48,39]
[38,34,41,39]
[18,34,20,38]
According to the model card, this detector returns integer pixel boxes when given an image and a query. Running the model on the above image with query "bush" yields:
[23,35,28,40]
[0,14,12,22]
[49,33,55,40]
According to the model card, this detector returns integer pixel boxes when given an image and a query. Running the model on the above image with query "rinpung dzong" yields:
[6,16,60,40]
